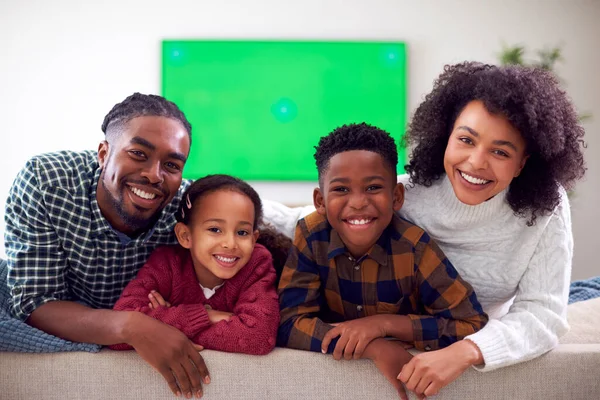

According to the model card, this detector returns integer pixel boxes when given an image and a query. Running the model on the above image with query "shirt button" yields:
[357,305,363,312]
[354,264,360,271]
[348,256,354,261]
[425,345,432,351]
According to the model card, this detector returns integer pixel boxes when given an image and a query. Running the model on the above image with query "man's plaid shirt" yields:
[278,211,488,352]
[4,150,189,320]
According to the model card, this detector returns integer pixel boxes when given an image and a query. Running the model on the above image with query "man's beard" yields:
[101,178,160,235]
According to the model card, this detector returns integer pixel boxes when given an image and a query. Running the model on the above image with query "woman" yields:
[265,62,586,398]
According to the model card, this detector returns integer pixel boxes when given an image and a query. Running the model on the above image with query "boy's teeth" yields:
[348,219,371,225]
[131,187,157,200]
[215,255,236,263]
[460,172,490,185]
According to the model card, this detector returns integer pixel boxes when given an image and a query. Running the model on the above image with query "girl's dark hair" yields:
[177,174,292,279]
[404,62,586,225]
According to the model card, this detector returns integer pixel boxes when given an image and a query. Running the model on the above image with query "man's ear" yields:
[174,222,192,249]
[97,141,109,168]
[313,187,326,216]
[392,183,405,212]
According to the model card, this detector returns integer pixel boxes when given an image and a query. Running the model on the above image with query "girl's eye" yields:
[459,137,473,145]
[493,150,509,157]
[208,227,221,233]
[366,185,383,192]
[237,230,250,236]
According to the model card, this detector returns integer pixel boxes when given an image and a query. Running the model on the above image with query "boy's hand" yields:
[148,290,171,309]
[321,315,387,360]
[363,338,413,400]
[206,307,233,324]
[398,339,482,398]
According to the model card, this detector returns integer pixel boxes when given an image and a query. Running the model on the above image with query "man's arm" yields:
[4,162,208,398]
[277,221,337,352]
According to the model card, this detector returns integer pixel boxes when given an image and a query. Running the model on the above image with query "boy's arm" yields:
[277,222,337,353]
[408,233,488,351]
[193,246,280,355]
[111,247,212,347]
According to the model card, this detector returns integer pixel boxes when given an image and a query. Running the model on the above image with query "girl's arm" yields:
[192,245,280,355]
[111,247,212,349]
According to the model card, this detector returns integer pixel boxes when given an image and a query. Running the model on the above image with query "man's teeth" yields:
[215,255,237,263]
[348,219,372,225]
[130,187,156,200]
[460,172,490,185]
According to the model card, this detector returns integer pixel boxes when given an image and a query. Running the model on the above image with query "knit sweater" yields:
[110,244,279,355]
[263,174,572,371]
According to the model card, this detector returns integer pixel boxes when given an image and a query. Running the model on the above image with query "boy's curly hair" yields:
[403,62,586,225]
[314,122,398,184]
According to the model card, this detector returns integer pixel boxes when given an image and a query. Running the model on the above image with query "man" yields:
[5,93,208,398]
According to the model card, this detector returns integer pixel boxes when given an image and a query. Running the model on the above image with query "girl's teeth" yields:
[460,172,490,185]
[215,255,236,263]
[131,187,156,199]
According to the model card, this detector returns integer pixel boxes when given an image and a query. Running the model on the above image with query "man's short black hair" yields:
[101,92,192,143]
[314,122,398,183]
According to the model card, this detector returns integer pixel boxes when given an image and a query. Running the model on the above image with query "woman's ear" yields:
[313,187,326,216]
[174,222,192,249]
[392,183,405,212]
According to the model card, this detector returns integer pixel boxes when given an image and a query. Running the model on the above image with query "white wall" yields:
[1,0,599,279]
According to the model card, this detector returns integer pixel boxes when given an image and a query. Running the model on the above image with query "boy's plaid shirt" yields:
[277,211,488,352]
[4,150,189,321]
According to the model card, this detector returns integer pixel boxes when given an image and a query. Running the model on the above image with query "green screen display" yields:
[162,40,407,181]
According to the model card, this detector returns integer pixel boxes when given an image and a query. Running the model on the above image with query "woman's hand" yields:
[398,339,483,397]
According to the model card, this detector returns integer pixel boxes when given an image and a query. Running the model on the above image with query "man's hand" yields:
[148,290,171,309]
[206,307,233,324]
[125,313,209,398]
[398,339,483,397]
[321,315,387,360]
[362,338,413,400]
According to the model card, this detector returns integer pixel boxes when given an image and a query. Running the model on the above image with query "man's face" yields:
[96,115,191,235]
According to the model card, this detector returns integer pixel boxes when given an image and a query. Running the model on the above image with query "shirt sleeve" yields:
[466,193,572,371]
[409,232,489,351]
[193,246,280,355]
[5,161,70,320]
[110,247,211,350]
[277,221,336,353]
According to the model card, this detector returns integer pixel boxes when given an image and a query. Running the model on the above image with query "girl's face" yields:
[175,189,259,288]
[444,100,529,206]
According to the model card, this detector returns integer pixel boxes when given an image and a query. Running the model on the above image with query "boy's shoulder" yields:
[389,214,429,247]
[297,210,330,237]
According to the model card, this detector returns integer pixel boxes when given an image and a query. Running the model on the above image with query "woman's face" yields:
[444,100,529,205]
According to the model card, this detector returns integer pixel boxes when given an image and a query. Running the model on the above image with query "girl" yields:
[264,62,586,397]
[111,174,290,355]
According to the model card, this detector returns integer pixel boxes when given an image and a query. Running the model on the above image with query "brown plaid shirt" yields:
[277,211,488,353]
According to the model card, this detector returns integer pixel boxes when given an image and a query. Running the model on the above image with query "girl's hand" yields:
[321,315,387,360]
[206,308,233,324]
[398,339,483,397]
[148,290,171,309]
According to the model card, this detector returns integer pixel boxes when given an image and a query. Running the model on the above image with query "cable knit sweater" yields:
[262,174,572,371]
[110,244,279,355]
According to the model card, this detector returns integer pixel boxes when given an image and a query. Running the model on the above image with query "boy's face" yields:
[314,150,404,258]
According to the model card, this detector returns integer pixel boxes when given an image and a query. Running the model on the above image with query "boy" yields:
[277,123,487,397]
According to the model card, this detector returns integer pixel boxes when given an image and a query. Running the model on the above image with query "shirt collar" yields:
[326,220,392,267]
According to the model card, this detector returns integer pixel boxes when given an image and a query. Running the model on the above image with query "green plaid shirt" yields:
[278,211,488,352]
[4,150,190,321]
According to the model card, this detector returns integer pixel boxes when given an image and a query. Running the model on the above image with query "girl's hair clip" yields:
[186,194,192,209]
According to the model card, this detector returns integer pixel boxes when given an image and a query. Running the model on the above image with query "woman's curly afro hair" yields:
[404,62,586,225]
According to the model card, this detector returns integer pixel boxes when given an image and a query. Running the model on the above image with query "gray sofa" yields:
[2,297,600,400]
